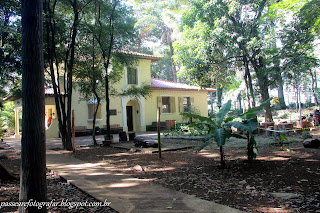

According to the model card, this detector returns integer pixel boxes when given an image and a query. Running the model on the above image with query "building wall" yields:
[71,56,210,130]
[145,90,209,125]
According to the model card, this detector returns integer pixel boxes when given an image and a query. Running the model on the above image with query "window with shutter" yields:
[162,97,171,113]
[183,97,191,112]
[88,104,101,119]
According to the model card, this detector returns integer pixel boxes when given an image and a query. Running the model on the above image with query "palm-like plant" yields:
[182,98,272,168]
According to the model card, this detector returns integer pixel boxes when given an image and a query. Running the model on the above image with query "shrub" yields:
[0,102,15,135]
[280,114,289,119]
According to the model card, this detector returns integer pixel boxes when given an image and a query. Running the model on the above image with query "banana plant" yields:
[182,100,233,168]
[227,98,273,162]
[182,98,272,167]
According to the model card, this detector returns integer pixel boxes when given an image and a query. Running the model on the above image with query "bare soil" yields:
[0,142,116,213]
[1,132,320,213]
[69,134,320,213]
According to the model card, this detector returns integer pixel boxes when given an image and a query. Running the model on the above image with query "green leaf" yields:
[228,119,258,133]
[216,100,232,126]
[280,134,288,142]
[223,115,235,123]
[181,112,216,125]
[213,128,227,147]
[230,133,247,139]
[238,98,273,119]
[203,134,215,142]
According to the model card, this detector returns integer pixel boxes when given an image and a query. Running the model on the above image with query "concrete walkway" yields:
[4,135,246,213]
[46,150,245,213]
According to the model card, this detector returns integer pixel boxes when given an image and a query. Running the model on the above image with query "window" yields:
[183,97,191,112]
[158,96,175,113]
[88,104,101,119]
[162,97,171,113]
[127,68,137,84]
[179,96,194,112]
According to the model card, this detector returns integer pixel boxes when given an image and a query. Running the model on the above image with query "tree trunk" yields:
[20,0,47,211]
[243,73,251,109]
[101,0,117,141]
[247,132,254,162]
[295,89,299,112]
[251,57,273,122]
[219,146,225,168]
[168,40,177,82]
[237,93,243,113]
[43,0,74,151]
[277,72,286,109]
[105,73,111,140]
[92,100,101,145]
[242,50,255,108]
[63,1,79,151]
[91,22,99,146]
[216,87,223,107]
[310,70,320,106]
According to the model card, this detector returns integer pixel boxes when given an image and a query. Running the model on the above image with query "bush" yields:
[288,103,296,109]
[0,102,15,135]
[280,114,289,119]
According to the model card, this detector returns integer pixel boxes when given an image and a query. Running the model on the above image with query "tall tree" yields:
[271,0,320,106]
[20,0,47,211]
[73,5,105,145]
[93,0,137,140]
[132,0,188,82]
[43,0,92,150]
[176,0,278,121]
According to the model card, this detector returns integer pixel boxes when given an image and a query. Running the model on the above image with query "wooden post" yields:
[157,107,162,158]
[72,110,76,152]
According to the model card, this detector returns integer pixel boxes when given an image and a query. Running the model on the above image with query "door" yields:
[126,106,133,131]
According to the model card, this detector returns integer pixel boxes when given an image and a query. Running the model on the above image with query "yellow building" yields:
[11,51,214,138]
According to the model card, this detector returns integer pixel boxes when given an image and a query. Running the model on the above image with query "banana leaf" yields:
[238,98,273,119]
[227,119,258,133]
[181,112,216,125]
[213,128,227,147]
[216,100,232,126]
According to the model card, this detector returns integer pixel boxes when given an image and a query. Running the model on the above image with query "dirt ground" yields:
[68,133,320,213]
[1,131,320,213]
[0,142,116,213]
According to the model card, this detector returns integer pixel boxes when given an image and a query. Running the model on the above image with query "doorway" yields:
[126,106,133,131]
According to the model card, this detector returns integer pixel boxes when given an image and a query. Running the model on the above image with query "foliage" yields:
[132,0,189,82]
[175,0,277,121]
[119,82,151,99]
[181,105,200,123]
[0,0,22,105]
[182,98,272,166]
[0,102,15,134]
[280,113,289,119]
[163,123,207,137]
[173,20,233,88]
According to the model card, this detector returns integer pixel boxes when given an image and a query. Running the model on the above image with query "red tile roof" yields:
[115,50,163,62]
[150,78,215,91]
[5,87,57,101]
